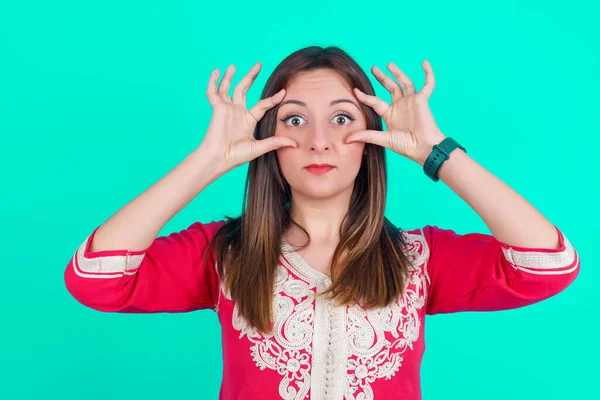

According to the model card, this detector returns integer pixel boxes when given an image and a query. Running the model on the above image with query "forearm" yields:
[89,146,225,252]
[435,147,560,249]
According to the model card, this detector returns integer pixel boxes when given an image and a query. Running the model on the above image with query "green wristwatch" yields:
[423,137,466,182]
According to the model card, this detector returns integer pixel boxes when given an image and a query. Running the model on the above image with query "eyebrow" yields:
[279,98,361,110]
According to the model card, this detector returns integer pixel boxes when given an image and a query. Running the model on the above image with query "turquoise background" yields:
[1,0,598,398]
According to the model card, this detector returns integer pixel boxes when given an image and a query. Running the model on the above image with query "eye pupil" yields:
[292,117,300,126]
[337,116,345,124]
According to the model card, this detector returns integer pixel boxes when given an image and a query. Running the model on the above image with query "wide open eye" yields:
[280,114,306,127]
[332,112,356,126]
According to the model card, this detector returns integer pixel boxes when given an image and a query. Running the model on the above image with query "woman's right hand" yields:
[199,63,297,172]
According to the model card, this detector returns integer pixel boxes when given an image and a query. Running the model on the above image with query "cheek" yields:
[345,142,366,164]
[275,147,298,177]
[337,142,366,180]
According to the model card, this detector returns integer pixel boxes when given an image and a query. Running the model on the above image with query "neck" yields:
[285,187,353,245]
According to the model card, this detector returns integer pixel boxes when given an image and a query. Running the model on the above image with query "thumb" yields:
[253,136,298,157]
[345,130,391,148]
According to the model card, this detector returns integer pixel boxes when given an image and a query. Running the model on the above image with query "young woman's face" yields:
[274,69,367,201]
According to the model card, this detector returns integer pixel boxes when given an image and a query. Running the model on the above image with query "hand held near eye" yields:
[199,63,298,175]
[88,64,298,253]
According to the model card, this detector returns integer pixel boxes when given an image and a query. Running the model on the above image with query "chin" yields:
[294,180,353,200]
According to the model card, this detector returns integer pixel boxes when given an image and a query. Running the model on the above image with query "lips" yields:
[305,164,335,175]
[305,164,334,168]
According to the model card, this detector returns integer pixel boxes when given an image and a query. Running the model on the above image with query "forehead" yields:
[285,69,352,98]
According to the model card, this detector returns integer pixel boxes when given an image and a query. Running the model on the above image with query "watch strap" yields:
[423,137,466,182]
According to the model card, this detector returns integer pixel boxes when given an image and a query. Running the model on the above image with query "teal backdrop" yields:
[1,1,597,399]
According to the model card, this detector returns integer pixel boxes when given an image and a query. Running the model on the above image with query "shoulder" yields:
[151,219,230,251]
[398,225,432,267]
[186,219,228,232]
[401,224,468,249]
[177,219,229,240]
[398,224,466,266]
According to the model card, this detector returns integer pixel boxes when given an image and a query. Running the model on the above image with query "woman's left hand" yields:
[346,60,446,166]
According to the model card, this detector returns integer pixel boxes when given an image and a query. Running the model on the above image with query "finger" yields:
[248,88,286,122]
[353,87,390,117]
[345,129,392,148]
[206,68,221,106]
[232,62,261,107]
[217,65,235,103]
[253,136,298,158]
[371,65,403,99]
[388,62,416,95]
[420,60,436,100]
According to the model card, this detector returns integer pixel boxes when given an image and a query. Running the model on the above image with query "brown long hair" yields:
[203,46,413,334]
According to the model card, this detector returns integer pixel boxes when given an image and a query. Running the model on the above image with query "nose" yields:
[307,124,332,153]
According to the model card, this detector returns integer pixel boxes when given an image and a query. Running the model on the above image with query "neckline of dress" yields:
[280,239,332,284]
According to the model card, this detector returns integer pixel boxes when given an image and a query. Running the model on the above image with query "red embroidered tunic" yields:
[64,220,579,400]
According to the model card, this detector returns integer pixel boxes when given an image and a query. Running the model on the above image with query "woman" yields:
[64,46,580,400]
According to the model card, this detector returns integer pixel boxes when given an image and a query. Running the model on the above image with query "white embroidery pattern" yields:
[223,230,430,400]
[344,230,429,400]
[501,230,579,275]
[73,233,144,278]
[222,265,316,400]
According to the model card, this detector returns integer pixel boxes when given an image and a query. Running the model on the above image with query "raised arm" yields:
[64,144,226,313]
[64,62,298,313]
[422,224,579,315]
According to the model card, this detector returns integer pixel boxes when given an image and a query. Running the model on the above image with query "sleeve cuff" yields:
[72,226,146,278]
[500,226,579,275]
